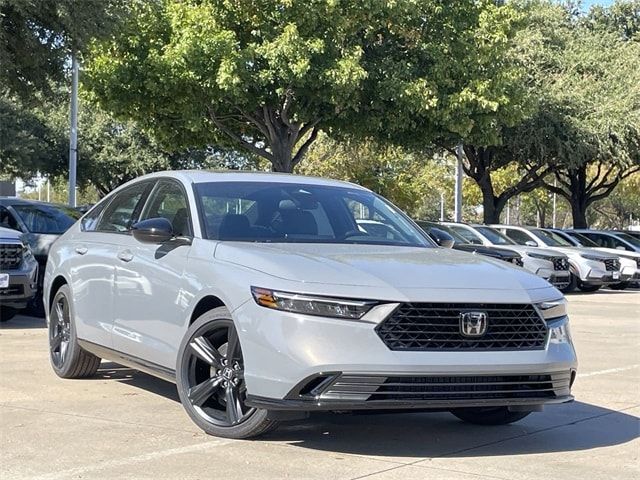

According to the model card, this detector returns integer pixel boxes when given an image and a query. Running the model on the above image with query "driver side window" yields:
[140,181,192,237]
[96,183,149,234]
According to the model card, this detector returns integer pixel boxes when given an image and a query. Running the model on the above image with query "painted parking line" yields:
[29,439,235,480]
[578,364,640,378]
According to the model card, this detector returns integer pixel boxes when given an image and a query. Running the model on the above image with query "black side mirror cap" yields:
[132,217,174,244]
[430,227,455,249]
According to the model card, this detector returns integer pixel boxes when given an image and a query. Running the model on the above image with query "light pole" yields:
[68,53,79,207]
[454,143,463,222]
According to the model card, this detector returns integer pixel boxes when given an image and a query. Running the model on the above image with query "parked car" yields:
[415,220,524,267]
[547,229,640,290]
[491,225,621,292]
[440,222,571,291]
[0,198,82,312]
[44,171,576,439]
[572,229,640,254]
[614,230,640,241]
[0,226,39,321]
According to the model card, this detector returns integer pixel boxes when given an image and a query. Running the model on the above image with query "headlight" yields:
[547,317,572,344]
[22,242,33,260]
[580,253,605,261]
[536,298,567,320]
[526,252,552,261]
[251,287,377,319]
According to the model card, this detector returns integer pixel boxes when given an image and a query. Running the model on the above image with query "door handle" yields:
[75,246,88,255]
[117,250,134,262]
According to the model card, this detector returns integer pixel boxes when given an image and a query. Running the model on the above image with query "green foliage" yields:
[84,0,527,172]
[0,0,125,98]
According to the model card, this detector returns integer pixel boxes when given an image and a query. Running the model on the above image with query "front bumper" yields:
[234,301,578,410]
[0,260,39,309]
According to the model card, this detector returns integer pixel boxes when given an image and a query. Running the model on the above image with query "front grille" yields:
[321,372,571,402]
[0,243,23,270]
[604,258,620,271]
[552,257,569,271]
[376,303,547,351]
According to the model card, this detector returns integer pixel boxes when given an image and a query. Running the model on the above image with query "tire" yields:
[451,407,531,425]
[0,306,18,322]
[577,283,601,293]
[560,273,577,293]
[609,282,629,290]
[48,284,101,378]
[176,307,279,439]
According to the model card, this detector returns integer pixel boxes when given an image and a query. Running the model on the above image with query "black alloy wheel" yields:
[176,308,278,438]
[49,293,71,368]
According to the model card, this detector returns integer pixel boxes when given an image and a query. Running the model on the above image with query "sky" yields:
[581,0,615,9]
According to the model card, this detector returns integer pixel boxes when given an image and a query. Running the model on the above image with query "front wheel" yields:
[48,284,101,378]
[0,306,18,322]
[451,407,531,425]
[176,307,278,439]
[560,273,577,293]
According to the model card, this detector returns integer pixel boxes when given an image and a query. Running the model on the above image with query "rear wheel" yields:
[451,407,531,425]
[176,307,278,439]
[48,285,101,378]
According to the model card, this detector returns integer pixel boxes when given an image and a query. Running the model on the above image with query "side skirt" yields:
[77,339,176,383]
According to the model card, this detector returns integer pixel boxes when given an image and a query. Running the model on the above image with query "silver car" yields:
[44,172,577,439]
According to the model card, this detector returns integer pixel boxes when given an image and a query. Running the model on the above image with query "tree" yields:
[502,3,640,228]
[84,0,525,173]
[0,0,125,98]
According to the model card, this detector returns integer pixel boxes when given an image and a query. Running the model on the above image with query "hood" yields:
[21,232,60,258]
[500,245,567,258]
[453,244,519,259]
[214,243,550,291]
[594,247,640,259]
[547,246,616,260]
[0,226,22,242]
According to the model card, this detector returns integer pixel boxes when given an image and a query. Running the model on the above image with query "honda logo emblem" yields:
[459,311,488,337]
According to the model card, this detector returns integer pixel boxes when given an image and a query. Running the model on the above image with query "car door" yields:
[111,179,194,369]
[69,182,152,348]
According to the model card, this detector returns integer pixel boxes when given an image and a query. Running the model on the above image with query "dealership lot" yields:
[1,291,638,480]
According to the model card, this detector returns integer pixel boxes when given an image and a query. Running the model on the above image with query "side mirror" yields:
[132,217,174,244]
[430,228,455,249]
[525,240,538,247]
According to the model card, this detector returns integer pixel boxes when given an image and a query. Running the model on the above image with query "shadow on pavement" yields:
[95,364,639,458]
[0,314,46,329]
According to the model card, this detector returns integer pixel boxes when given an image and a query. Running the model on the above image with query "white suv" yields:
[442,223,571,291]
[492,225,621,292]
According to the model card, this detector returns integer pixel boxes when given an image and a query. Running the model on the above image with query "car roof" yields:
[0,197,71,209]
[132,170,368,191]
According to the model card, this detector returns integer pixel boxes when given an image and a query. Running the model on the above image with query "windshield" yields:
[531,228,573,247]
[564,231,598,247]
[615,232,640,248]
[474,226,516,245]
[12,204,81,234]
[195,181,433,247]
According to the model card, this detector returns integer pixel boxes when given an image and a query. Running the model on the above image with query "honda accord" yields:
[44,171,577,438]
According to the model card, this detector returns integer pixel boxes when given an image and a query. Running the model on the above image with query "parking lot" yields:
[1,290,638,480]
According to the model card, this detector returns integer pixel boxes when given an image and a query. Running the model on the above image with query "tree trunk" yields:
[568,166,589,228]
